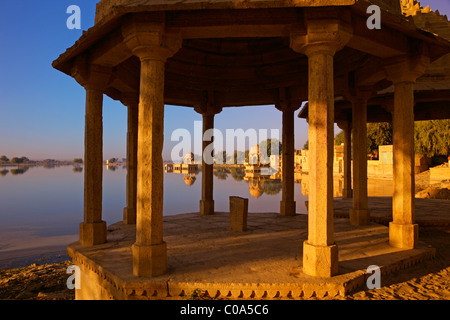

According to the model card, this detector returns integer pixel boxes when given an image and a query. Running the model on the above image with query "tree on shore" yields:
[415,120,450,157]
[0,155,9,163]
[72,158,83,164]
[331,120,449,158]
[10,157,23,164]
[367,122,393,155]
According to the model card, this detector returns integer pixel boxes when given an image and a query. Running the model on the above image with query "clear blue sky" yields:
[0,0,449,161]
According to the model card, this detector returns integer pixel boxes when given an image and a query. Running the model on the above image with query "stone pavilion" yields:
[53,0,450,299]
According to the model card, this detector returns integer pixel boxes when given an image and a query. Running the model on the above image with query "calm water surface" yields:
[0,164,392,268]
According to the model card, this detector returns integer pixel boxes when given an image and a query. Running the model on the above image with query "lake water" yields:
[0,164,393,268]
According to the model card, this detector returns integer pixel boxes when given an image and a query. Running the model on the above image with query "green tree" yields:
[73,158,83,164]
[232,150,245,164]
[229,167,245,181]
[10,157,23,164]
[367,122,393,155]
[259,138,282,164]
[415,120,450,157]
[334,131,345,145]
[0,155,9,162]
[214,151,227,164]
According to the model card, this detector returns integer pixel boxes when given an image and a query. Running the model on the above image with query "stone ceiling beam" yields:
[347,11,410,58]
[89,28,131,67]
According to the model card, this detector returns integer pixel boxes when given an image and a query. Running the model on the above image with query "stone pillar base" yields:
[389,222,418,249]
[342,189,353,199]
[200,199,214,215]
[132,242,167,277]
[302,241,339,277]
[123,207,136,225]
[349,208,370,226]
[79,221,107,246]
[280,200,296,216]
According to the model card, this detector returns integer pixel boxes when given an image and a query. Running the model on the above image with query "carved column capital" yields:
[383,54,430,84]
[194,91,223,116]
[337,120,351,131]
[71,56,112,90]
[275,88,302,113]
[290,19,353,57]
[120,92,139,109]
[122,17,181,62]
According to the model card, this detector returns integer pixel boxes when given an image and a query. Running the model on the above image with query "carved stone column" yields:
[337,120,352,199]
[122,93,139,225]
[348,89,372,226]
[123,19,181,277]
[195,98,222,216]
[72,61,111,246]
[384,55,429,249]
[291,20,352,277]
[276,89,301,216]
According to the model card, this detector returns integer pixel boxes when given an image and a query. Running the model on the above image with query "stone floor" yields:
[334,197,450,227]
[68,198,445,300]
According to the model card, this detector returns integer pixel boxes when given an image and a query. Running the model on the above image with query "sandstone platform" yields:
[68,210,435,300]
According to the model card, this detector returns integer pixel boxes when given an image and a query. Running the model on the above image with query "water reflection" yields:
[184,173,197,186]
[72,166,83,173]
[0,163,395,267]
[0,164,93,176]
[10,167,29,175]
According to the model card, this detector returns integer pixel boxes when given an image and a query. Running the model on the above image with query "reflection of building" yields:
[165,153,199,174]
[173,163,198,174]
[165,160,198,186]
[183,174,196,186]
[245,176,282,199]
[248,178,265,199]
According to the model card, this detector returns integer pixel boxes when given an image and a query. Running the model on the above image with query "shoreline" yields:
[0,245,71,270]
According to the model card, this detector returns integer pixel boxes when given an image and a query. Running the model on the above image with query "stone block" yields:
[280,200,296,216]
[389,222,418,249]
[132,242,167,277]
[349,208,370,226]
[229,196,248,232]
[200,199,214,215]
[303,240,339,277]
